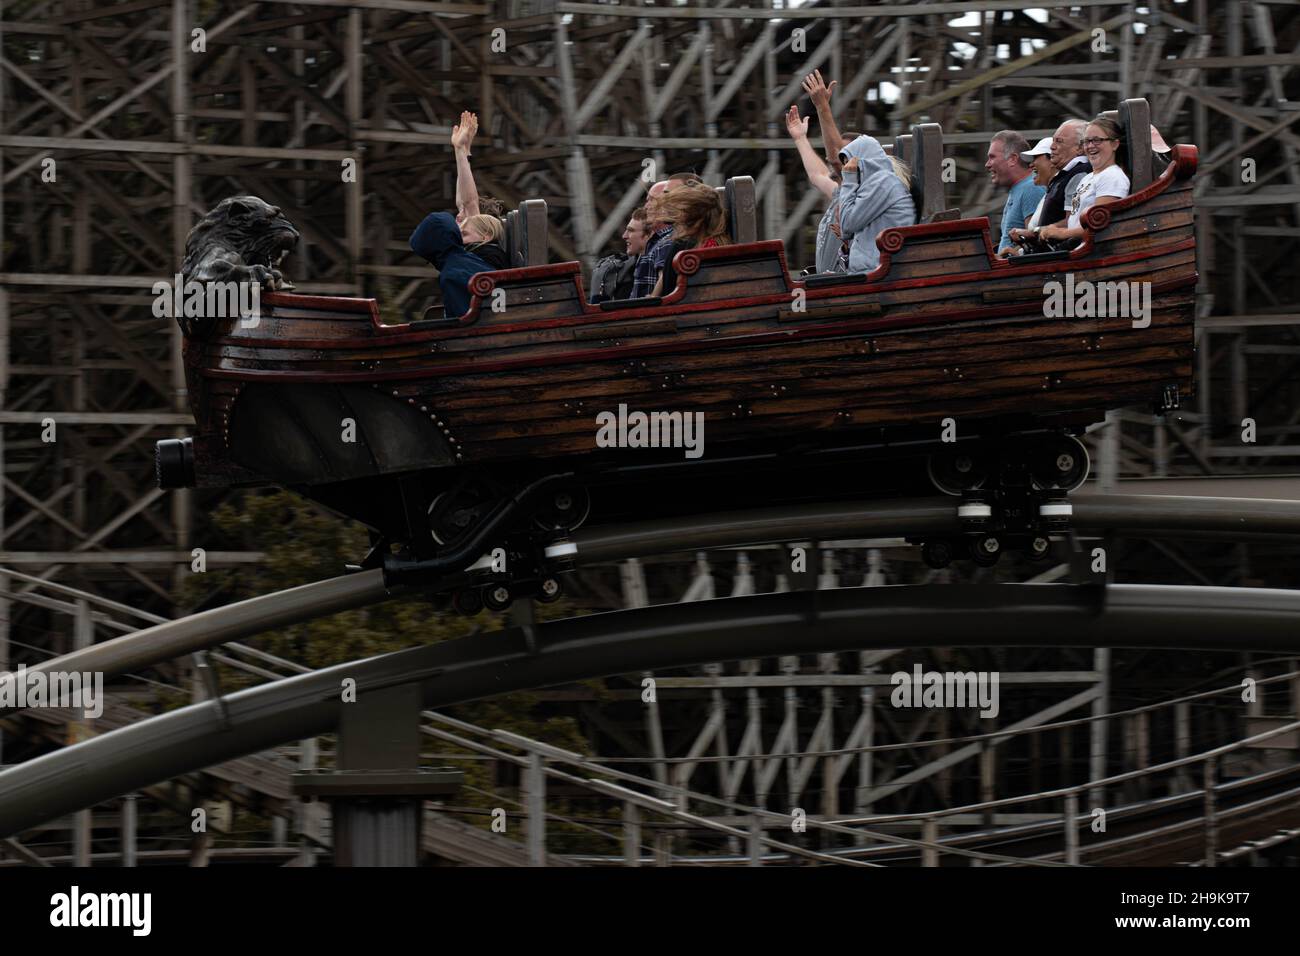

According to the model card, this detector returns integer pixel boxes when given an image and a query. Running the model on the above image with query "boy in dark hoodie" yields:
[409,211,510,318]
[410,110,511,319]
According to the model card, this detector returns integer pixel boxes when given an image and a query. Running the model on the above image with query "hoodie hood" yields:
[834,134,917,275]
[839,134,893,178]
[468,240,511,270]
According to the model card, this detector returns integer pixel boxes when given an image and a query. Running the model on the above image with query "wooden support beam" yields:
[898,12,1134,120]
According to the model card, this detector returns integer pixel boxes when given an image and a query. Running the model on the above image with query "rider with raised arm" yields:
[452,110,504,222]
[786,104,846,276]
[410,110,510,318]
[798,70,855,275]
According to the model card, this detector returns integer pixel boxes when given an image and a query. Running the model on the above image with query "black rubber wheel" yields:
[536,577,564,603]
[927,447,989,496]
[428,483,495,546]
[483,584,513,612]
[1030,436,1090,491]
[532,485,592,533]
[970,533,1002,567]
[921,539,954,570]
[452,588,484,616]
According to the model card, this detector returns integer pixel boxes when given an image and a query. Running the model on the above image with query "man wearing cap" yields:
[1003,137,1056,253]
[986,130,1046,258]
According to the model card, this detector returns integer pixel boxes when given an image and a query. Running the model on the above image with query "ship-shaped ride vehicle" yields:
[157,99,1196,610]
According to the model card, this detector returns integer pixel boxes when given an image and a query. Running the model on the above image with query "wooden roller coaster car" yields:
[158,103,1197,580]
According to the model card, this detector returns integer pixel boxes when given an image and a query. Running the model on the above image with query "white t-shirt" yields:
[1027,195,1045,229]
[1068,165,1130,230]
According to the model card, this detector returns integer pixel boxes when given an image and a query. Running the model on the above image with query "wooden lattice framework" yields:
[0,0,1297,662]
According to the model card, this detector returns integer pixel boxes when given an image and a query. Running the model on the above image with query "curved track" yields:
[6,493,1300,706]
[5,493,1300,845]
[570,493,1300,562]
[4,582,1300,838]
[0,568,391,708]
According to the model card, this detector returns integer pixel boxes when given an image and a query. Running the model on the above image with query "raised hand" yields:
[784,104,809,141]
[451,110,478,151]
[801,69,837,110]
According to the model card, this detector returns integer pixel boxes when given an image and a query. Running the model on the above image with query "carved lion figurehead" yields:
[181,196,301,285]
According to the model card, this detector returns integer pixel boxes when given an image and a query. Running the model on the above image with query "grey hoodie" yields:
[814,185,846,275]
[837,134,917,274]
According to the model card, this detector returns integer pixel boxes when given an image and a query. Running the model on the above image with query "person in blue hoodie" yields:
[409,211,510,318]
[409,110,512,318]
[835,133,917,274]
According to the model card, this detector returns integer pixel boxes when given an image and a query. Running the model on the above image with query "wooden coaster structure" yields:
[0,3,1298,867]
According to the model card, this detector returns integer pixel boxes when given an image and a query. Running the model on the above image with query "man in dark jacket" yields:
[1007,119,1091,250]
[591,207,650,303]
[1040,119,1091,229]
[409,211,509,318]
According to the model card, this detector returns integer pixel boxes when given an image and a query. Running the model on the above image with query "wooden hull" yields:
[182,146,1198,499]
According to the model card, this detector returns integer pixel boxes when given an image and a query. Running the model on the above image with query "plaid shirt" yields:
[631,226,673,298]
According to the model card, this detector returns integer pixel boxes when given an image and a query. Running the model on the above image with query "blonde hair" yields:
[890,156,913,192]
[646,182,730,247]
[462,214,504,244]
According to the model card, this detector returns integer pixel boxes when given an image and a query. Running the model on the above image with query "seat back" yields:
[909,122,953,223]
[501,199,549,266]
[1098,101,1154,191]
[713,176,758,243]
[1118,97,1153,191]
[893,133,913,164]
[504,209,523,266]
[909,121,941,221]
[519,198,548,265]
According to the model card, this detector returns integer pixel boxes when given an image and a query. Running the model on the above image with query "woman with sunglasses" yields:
[1038,116,1129,245]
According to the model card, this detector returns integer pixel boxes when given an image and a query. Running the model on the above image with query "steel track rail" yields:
[567,493,1300,562]
[6,493,1300,717]
[0,569,394,716]
[4,582,1300,838]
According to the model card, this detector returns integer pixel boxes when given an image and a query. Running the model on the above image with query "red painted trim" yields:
[654,240,792,307]
[1066,147,1196,259]
[461,241,789,322]
[221,150,1196,347]
[865,216,999,283]
[218,234,1196,350]
[202,271,1197,384]
[262,291,379,316]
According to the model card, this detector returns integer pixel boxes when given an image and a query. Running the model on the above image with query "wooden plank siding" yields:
[185,145,1198,477]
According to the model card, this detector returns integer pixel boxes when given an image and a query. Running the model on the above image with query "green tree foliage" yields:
[179,489,610,856]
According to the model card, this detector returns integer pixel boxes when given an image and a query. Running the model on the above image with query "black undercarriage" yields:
[292,414,1100,611]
